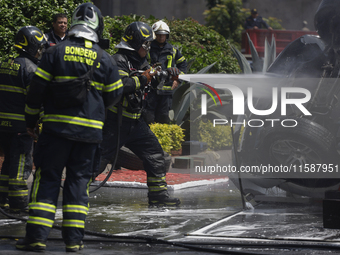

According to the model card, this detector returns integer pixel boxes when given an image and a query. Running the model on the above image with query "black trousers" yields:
[25,132,99,244]
[143,89,171,125]
[0,132,33,209]
[100,111,168,195]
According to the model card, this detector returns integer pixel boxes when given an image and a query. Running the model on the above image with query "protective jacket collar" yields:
[68,25,99,43]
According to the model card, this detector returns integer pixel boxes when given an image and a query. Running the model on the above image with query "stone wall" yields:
[93,0,207,24]
[93,0,322,31]
[243,0,321,31]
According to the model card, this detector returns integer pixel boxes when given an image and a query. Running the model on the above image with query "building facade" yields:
[93,0,322,31]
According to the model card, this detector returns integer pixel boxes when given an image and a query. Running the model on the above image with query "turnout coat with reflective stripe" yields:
[25,37,123,143]
[108,49,149,120]
[148,41,187,94]
[0,55,37,132]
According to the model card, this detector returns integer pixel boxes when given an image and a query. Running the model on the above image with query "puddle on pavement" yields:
[0,181,243,239]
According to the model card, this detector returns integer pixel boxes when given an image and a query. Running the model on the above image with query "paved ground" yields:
[0,181,244,254]
[2,150,340,254]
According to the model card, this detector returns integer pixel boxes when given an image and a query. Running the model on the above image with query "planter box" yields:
[182,141,207,155]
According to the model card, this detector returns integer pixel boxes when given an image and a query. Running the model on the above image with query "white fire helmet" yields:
[152,20,170,38]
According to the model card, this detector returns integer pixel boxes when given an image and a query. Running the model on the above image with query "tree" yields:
[203,0,245,45]
[206,0,220,9]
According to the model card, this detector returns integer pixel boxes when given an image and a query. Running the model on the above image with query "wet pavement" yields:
[2,180,340,254]
[2,149,340,254]
[0,180,245,254]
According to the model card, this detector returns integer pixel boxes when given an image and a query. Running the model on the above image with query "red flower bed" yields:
[95,169,226,185]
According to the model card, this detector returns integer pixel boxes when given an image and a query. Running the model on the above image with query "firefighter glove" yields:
[141,69,155,83]
[167,67,180,81]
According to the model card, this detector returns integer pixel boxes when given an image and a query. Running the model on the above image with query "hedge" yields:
[0,1,240,74]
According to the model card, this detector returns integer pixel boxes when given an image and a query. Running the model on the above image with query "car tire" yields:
[261,118,340,188]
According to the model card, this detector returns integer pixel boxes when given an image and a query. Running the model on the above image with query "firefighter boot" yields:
[66,241,84,252]
[0,197,9,209]
[16,238,46,251]
[148,191,181,207]
[147,176,180,206]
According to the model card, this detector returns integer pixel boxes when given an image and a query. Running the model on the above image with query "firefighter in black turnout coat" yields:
[16,3,123,252]
[96,21,181,207]
[0,26,46,213]
[144,20,187,124]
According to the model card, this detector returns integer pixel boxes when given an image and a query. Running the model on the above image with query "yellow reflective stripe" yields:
[53,76,78,81]
[9,179,27,186]
[43,114,103,129]
[16,242,46,249]
[85,39,92,49]
[31,167,42,203]
[133,76,140,90]
[118,70,128,76]
[86,179,91,207]
[0,175,9,181]
[63,205,88,215]
[0,85,26,94]
[8,189,28,196]
[0,186,9,192]
[167,55,172,68]
[17,154,25,179]
[36,67,53,81]
[25,105,40,115]
[176,56,185,64]
[103,79,123,92]
[93,81,104,91]
[122,97,128,107]
[0,111,25,121]
[160,85,172,91]
[53,76,101,91]
[108,106,141,119]
[147,176,166,182]
[62,219,85,228]
[29,202,56,213]
[148,186,167,192]
[27,216,54,228]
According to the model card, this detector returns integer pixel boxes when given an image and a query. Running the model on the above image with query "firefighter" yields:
[95,21,181,207]
[0,26,46,213]
[16,3,123,252]
[143,20,187,124]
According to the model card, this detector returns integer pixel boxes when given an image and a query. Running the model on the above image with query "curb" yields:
[91,177,229,191]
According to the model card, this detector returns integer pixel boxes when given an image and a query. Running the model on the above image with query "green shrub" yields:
[0,0,86,59]
[1,2,240,74]
[149,123,185,154]
[103,15,240,74]
[191,120,232,150]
